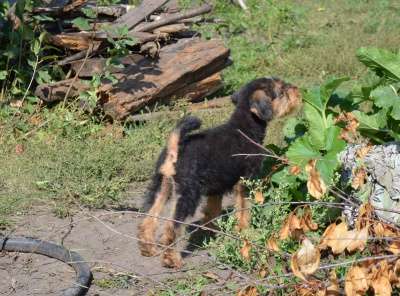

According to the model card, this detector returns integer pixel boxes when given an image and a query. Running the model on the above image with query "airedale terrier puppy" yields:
[138,77,301,268]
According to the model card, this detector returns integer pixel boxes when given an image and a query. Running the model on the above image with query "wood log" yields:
[126,96,232,123]
[47,31,162,51]
[58,49,94,66]
[111,0,169,31]
[63,0,87,12]
[153,23,188,34]
[70,54,146,77]
[134,3,212,32]
[172,72,223,102]
[34,79,90,103]
[56,31,164,66]
[48,33,101,51]
[98,39,230,120]
[33,4,132,17]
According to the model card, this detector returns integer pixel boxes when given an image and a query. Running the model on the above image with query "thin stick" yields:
[236,129,287,162]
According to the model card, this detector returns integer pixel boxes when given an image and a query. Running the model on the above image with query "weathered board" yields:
[98,39,230,120]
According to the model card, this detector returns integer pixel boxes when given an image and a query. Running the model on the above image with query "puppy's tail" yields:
[159,116,201,177]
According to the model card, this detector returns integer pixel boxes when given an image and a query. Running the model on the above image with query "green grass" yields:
[1,0,399,224]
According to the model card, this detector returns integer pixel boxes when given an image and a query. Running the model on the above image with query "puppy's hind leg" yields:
[138,176,170,257]
[160,186,200,268]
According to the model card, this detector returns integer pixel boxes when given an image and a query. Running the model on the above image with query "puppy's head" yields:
[231,77,302,121]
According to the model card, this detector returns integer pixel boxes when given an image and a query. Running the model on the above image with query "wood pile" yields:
[32,0,232,121]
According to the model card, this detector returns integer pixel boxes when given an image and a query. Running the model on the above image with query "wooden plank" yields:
[111,0,169,30]
[98,39,230,120]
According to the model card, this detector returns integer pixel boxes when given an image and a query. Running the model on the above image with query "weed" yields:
[94,274,134,289]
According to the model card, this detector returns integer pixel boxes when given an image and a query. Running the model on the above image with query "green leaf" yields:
[0,70,6,80]
[325,126,346,153]
[391,104,400,121]
[357,47,400,82]
[370,85,400,120]
[72,17,91,31]
[286,135,321,167]
[371,85,398,108]
[283,117,302,138]
[316,151,339,185]
[33,39,40,56]
[304,103,326,150]
[322,76,350,99]
[271,167,298,185]
[353,109,387,130]
[81,7,97,19]
[303,77,349,113]
[36,70,52,84]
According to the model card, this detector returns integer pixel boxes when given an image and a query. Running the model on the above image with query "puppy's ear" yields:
[250,90,273,121]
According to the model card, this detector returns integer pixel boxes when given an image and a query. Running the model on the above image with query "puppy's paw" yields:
[138,242,158,257]
[161,250,183,269]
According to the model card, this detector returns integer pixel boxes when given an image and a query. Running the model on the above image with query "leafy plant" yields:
[350,47,400,142]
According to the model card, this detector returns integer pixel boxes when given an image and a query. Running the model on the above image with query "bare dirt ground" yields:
[0,183,237,296]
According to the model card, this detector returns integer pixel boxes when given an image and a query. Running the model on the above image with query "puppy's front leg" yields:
[234,182,250,231]
[202,195,223,230]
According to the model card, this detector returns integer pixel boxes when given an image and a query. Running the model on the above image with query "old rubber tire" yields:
[0,236,92,296]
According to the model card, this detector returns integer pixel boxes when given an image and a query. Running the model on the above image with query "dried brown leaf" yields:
[291,238,320,281]
[254,191,264,204]
[279,211,303,240]
[289,165,301,175]
[371,260,392,296]
[203,271,220,281]
[266,236,280,252]
[326,270,340,296]
[387,241,400,255]
[351,168,366,190]
[301,206,318,232]
[345,265,369,296]
[237,286,258,296]
[259,268,268,278]
[240,239,251,261]
[319,222,349,254]
[373,222,385,238]
[305,160,327,199]
[355,203,374,230]
[356,145,372,160]
[346,226,369,253]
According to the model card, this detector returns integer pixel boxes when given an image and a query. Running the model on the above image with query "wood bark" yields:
[63,0,87,12]
[134,3,212,32]
[172,72,223,102]
[111,0,169,31]
[34,79,90,103]
[48,33,100,51]
[70,54,146,77]
[98,39,230,120]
